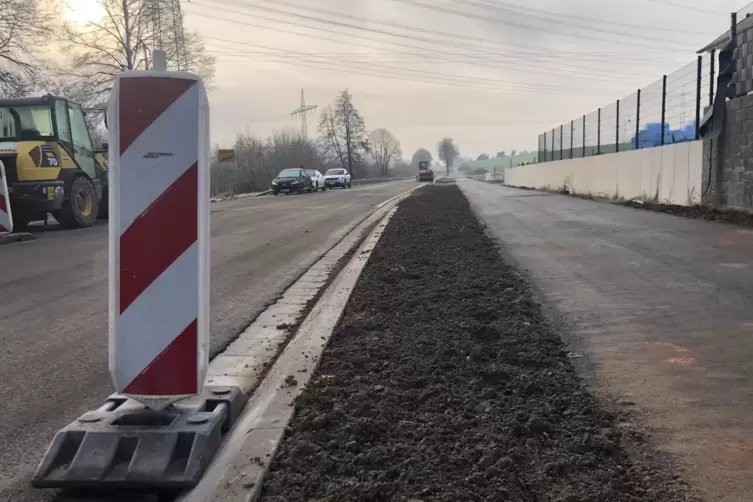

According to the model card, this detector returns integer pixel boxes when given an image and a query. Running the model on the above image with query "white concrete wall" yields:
[504,141,703,205]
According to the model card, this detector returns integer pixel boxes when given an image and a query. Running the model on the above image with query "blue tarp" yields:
[632,121,697,148]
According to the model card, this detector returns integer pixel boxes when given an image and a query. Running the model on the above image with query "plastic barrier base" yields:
[31,386,247,490]
[0,232,37,246]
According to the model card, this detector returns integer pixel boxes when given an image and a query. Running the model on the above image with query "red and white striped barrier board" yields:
[108,71,210,410]
[0,159,12,233]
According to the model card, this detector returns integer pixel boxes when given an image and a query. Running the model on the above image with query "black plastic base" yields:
[31,386,247,489]
[0,232,37,245]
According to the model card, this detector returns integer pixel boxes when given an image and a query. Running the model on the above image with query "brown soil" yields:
[620,200,753,227]
[259,185,697,502]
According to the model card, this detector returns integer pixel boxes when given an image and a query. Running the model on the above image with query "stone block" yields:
[731,134,748,148]
[742,194,753,210]
[723,158,735,174]
[742,169,753,182]
[742,93,753,110]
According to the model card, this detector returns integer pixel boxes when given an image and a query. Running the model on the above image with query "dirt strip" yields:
[259,185,697,502]
[618,200,753,227]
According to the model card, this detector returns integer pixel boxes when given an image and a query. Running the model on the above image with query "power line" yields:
[196,0,687,64]
[391,0,694,50]
[646,0,728,15]
[208,51,602,94]
[464,0,720,36]
[194,10,636,88]
[208,47,622,96]
[250,0,682,56]
[211,0,702,81]
[208,0,691,55]
[196,9,668,63]
[206,38,624,94]
[212,55,621,96]
[190,2,674,85]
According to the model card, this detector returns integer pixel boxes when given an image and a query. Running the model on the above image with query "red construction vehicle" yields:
[417,160,435,182]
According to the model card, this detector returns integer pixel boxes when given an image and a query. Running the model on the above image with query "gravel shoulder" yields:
[259,185,697,502]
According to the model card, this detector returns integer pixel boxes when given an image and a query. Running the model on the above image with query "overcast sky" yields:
[179,0,749,158]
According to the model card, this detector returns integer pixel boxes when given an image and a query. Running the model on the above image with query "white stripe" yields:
[0,160,12,232]
[116,242,199,387]
[0,209,10,231]
[118,83,199,233]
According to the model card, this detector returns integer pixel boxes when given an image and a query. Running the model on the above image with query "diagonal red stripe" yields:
[123,319,198,395]
[0,195,7,213]
[119,77,196,155]
[0,224,7,233]
[120,162,198,313]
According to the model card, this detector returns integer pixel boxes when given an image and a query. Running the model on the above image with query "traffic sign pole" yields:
[32,70,247,491]
[108,70,210,411]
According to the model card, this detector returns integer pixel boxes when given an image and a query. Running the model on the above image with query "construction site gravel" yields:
[259,185,697,502]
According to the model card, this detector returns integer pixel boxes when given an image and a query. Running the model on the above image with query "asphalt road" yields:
[0,181,414,502]
[459,179,753,502]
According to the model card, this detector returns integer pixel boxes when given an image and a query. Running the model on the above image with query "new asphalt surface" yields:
[0,181,413,502]
[459,178,753,502]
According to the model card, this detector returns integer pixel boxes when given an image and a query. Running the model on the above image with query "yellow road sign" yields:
[218,149,235,162]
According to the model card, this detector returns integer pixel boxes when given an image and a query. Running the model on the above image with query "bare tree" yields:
[60,0,215,108]
[410,148,433,170]
[210,128,329,197]
[318,89,369,178]
[368,128,402,177]
[391,160,415,178]
[437,138,459,176]
[0,0,54,97]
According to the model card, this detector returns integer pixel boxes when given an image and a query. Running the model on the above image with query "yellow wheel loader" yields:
[0,95,108,231]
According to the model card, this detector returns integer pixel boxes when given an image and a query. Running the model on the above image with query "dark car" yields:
[272,168,314,195]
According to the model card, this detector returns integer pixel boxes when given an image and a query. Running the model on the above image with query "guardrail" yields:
[351,177,393,186]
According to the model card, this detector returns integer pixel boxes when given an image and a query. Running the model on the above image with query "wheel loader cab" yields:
[0,95,106,230]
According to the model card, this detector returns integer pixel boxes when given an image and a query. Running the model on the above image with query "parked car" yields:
[272,168,314,195]
[306,169,327,191]
[324,168,352,189]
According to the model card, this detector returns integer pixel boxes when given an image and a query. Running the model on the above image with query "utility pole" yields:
[151,0,166,71]
[169,0,187,71]
[123,0,133,69]
[290,90,318,140]
[149,0,185,71]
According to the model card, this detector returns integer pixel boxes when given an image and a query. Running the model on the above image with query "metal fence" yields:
[537,55,714,163]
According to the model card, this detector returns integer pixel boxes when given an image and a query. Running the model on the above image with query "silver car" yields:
[306,169,327,191]
[324,168,352,189]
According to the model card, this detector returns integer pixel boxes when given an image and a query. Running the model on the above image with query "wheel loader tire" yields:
[55,177,99,229]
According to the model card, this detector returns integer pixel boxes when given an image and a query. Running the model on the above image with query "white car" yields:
[306,169,327,191]
[324,168,352,189]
